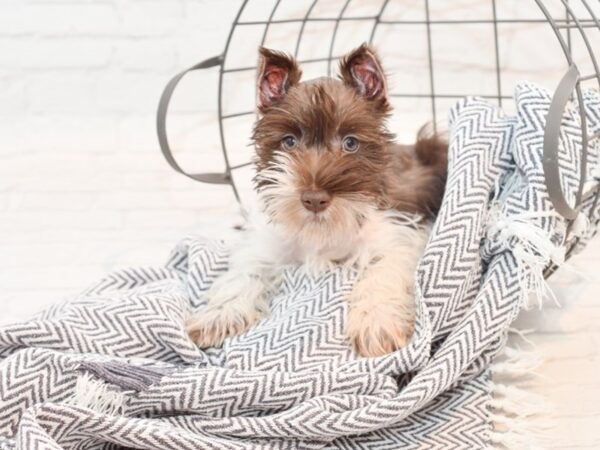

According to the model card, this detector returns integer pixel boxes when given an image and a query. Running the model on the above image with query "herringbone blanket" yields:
[1,83,599,449]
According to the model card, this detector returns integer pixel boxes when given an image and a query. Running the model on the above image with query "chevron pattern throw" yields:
[1,82,598,449]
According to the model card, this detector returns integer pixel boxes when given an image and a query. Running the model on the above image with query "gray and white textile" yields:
[1,82,599,449]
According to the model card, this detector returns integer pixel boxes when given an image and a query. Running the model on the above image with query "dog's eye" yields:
[281,135,298,150]
[342,136,360,153]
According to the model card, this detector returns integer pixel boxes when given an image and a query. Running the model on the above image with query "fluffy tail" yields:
[414,124,448,217]
[414,123,448,170]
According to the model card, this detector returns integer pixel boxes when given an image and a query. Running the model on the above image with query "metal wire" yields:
[235,17,599,26]
[560,0,595,212]
[423,0,437,129]
[367,0,390,44]
[215,0,249,203]
[327,0,352,76]
[294,0,319,57]
[187,0,600,268]
[490,0,502,107]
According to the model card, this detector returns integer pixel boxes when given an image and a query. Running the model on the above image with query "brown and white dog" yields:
[186,44,447,357]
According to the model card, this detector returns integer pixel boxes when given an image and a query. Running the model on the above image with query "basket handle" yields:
[543,64,588,220]
[156,55,231,185]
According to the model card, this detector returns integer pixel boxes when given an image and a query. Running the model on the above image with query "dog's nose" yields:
[301,190,331,213]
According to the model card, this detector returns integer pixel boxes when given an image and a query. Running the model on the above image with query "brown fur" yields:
[384,127,448,218]
[339,43,390,109]
[253,45,447,221]
[253,79,394,205]
[257,47,303,109]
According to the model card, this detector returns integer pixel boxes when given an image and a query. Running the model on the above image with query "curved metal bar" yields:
[294,0,319,58]
[565,1,572,57]
[590,185,600,226]
[389,93,512,100]
[236,17,597,26]
[557,0,598,215]
[368,0,391,44]
[224,55,344,74]
[533,0,574,66]
[253,0,284,126]
[217,0,250,203]
[157,56,231,185]
[560,0,600,90]
[543,64,581,220]
[578,0,600,90]
[491,0,503,106]
[533,1,592,223]
[259,0,283,47]
[424,0,437,129]
[326,0,352,76]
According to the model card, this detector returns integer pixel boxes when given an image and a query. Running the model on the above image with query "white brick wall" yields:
[0,0,243,314]
[1,2,600,447]
[0,0,239,151]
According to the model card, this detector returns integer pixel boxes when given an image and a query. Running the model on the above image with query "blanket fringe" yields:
[488,339,551,449]
[489,346,544,379]
[486,204,567,310]
[67,372,126,415]
[487,413,547,450]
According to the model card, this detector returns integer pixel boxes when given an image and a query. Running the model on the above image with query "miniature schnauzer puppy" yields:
[186,44,447,357]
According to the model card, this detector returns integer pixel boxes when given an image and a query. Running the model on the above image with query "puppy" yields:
[186,44,447,357]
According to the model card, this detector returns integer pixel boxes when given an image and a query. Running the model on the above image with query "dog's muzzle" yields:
[301,190,331,213]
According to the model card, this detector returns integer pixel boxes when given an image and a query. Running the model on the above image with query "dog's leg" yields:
[346,222,428,357]
[186,229,282,348]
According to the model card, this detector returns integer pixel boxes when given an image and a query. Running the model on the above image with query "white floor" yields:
[509,240,600,449]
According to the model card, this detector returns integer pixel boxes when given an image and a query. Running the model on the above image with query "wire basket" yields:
[157,0,600,272]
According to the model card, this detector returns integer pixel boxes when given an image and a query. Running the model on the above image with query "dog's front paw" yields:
[346,300,414,357]
[186,271,271,348]
[186,305,263,348]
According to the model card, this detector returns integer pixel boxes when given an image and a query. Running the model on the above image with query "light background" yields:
[1,0,599,447]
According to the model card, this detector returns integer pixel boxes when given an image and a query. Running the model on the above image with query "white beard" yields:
[254,150,427,272]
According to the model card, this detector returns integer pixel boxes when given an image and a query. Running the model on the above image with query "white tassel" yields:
[507,327,536,347]
[67,372,126,415]
[489,384,552,417]
[487,206,563,310]
[488,412,548,450]
[490,346,544,379]
[488,339,551,449]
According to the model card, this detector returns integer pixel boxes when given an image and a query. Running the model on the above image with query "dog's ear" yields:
[257,47,302,110]
[339,44,388,105]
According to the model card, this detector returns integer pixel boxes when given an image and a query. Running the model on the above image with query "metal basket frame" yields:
[157,0,600,267]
